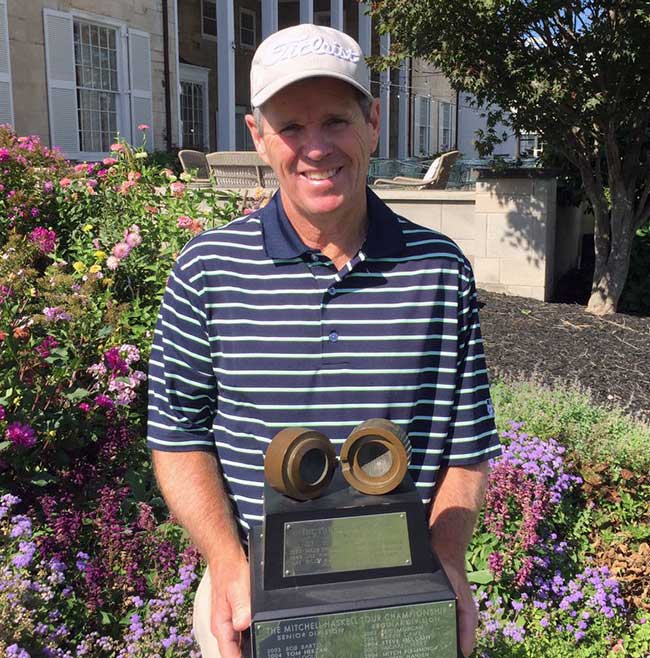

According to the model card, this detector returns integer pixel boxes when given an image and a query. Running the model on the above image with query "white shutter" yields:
[43,9,79,155]
[128,28,154,151]
[428,99,435,154]
[0,0,14,127]
[413,95,421,156]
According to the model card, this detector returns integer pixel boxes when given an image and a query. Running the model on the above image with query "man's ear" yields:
[245,114,269,164]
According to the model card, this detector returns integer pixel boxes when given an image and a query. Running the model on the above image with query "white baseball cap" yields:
[250,24,372,108]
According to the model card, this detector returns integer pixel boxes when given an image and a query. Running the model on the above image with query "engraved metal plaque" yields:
[254,601,457,658]
[283,512,411,577]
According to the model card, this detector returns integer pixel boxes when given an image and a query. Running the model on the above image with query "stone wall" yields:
[374,172,560,301]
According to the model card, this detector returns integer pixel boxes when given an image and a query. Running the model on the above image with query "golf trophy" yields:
[248,419,459,658]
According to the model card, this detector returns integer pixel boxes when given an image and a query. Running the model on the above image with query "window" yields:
[417,96,431,156]
[439,101,453,151]
[202,0,217,38]
[0,0,14,127]
[235,106,254,151]
[314,11,330,26]
[519,133,543,158]
[240,8,256,49]
[181,82,205,148]
[180,64,209,150]
[72,20,119,153]
[44,10,152,158]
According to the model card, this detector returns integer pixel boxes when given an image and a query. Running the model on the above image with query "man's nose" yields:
[302,126,333,161]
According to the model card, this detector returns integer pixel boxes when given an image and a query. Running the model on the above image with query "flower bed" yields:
[1,125,648,657]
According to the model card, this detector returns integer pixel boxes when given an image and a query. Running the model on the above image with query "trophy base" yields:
[249,526,459,658]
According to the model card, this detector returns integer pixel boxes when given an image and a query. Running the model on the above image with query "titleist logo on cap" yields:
[263,35,361,67]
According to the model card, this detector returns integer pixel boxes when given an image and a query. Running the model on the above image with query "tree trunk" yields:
[586,201,635,316]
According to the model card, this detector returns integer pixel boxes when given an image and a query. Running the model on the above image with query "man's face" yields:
[246,78,380,224]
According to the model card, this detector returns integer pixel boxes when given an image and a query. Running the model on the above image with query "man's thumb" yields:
[230,592,251,631]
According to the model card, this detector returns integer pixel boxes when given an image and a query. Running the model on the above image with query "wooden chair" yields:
[373,151,461,190]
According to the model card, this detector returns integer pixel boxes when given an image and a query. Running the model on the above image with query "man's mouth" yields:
[301,167,341,181]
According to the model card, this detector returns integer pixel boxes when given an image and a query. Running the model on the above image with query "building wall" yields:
[457,93,518,158]
[7,0,175,153]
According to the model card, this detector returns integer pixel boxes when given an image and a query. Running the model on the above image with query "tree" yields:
[371,1,650,315]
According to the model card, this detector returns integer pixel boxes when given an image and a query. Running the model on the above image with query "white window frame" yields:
[201,0,217,41]
[239,8,256,50]
[179,63,210,150]
[49,10,130,161]
[313,10,346,28]
[415,96,432,157]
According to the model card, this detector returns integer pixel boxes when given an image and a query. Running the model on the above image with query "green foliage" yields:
[490,378,650,472]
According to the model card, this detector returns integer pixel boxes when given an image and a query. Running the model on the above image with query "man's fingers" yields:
[214,618,242,658]
[230,578,252,631]
[457,597,478,657]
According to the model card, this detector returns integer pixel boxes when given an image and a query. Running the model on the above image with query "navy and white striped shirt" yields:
[147,189,500,532]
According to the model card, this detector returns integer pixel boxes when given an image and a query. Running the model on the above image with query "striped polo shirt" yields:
[147,188,500,533]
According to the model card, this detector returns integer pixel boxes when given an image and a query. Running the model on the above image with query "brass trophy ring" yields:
[265,427,337,501]
[340,419,411,495]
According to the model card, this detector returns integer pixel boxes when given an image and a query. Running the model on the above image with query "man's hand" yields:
[210,552,251,658]
[442,563,478,657]
[428,463,489,658]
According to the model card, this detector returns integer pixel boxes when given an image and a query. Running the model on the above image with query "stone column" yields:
[216,0,235,150]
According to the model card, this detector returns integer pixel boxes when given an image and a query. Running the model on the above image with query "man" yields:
[148,24,500,658]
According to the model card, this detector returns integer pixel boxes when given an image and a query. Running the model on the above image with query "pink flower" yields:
[74,163,87,173]
[125,232,142,248]
[96,168,108,178]
[0,405,5,421]
[177,215,193,228]
[127,171,141,183]
[106,255,119,270]
[59,177,73,188]
[5,422,37,448]
[87,178,98,188]
[110,143,125,152]
[112,242,131,259]
[169,181,185,196]
[138,124,150,131]
[118,180,135,195]
[102,157,118,166]
[43,181,55,194]
[78,402,91,413]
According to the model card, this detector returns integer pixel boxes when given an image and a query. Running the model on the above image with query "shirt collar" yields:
[257,187,406,260]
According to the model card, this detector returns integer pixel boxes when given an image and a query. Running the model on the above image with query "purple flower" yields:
[0,404,5,421]
[76,551,90,571]
[12,540,36,568]
[29,227,57,254]
[43,306,71,322]
[94,394,114,409]
[9,514,32,538]
[78,402,91,413]
[43,180,54,193]
[35,335,59,359]
[104,347,129,375]
[5,422,37,448]
[6,645,30,658]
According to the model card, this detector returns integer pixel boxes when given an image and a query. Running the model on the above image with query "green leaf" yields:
[467,569,494,585]
[0,440,13,452]
[63,388,91,401]
[31,473,58,487]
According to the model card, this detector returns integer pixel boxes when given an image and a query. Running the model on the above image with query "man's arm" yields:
[429,461,490,657]
[152,450,250,658]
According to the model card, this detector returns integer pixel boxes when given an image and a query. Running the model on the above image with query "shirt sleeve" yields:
[147,251,217,453]
[443,258,501,465]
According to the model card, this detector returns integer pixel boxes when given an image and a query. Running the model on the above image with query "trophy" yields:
[248,419,459,658]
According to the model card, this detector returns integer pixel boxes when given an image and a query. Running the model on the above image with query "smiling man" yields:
[148,24,500,658]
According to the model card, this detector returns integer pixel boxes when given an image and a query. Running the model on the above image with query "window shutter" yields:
[43,9,79,156]
[428,99,435,154]
[413,95,421,156]
[128,28,154,151]
[0,0,14,127]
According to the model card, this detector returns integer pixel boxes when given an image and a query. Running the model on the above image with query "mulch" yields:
[477,290,650,423]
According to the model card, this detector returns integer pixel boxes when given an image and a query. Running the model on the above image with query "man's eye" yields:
[327,118,348,127]
[280,124,300,134]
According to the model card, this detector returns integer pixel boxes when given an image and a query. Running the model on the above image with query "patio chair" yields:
[373,151,460,189]
[206,151,278,188]
[178,149,211,183]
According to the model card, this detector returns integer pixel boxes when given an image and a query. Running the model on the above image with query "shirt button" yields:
[328,330,339,343]
[327,286,336,296]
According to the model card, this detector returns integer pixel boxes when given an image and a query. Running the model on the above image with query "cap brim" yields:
[251,69,372,108]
